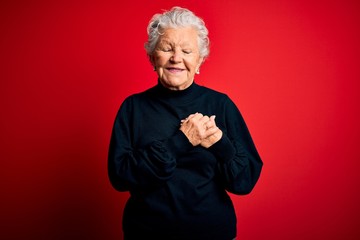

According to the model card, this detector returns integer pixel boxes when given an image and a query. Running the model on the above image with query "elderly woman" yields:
[108,6,263,240]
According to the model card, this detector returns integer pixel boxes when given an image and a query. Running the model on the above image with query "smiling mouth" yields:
[166,67,184,73]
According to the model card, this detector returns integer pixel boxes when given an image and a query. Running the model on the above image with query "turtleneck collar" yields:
[156,80,195,93]
[151,80,202,104]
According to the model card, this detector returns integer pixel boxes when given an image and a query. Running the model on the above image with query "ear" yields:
[198,57,205,68]
[148,55,157,71]
[149,54,156,67]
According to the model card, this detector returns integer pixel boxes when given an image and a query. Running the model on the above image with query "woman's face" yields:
[152,27,204,91]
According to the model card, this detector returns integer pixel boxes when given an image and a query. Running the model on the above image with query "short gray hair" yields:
[145,6,210,59]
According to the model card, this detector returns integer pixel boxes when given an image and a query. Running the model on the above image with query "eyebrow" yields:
[158,40,194,49]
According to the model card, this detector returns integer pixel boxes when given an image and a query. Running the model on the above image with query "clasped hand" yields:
[179,112,223,148]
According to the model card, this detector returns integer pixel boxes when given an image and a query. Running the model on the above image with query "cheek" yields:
[153,53,169,66]
[186,58,200,71]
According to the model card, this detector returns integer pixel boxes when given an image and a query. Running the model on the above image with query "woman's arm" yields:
[108,98,192,192]
[209,98,263,195]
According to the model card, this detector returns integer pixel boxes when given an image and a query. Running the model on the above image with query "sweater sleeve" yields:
[108,98,193,192]
[208,97,263,195]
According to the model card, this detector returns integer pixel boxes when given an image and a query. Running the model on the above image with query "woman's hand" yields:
[200,115,223,148]
[180,113,222,147]
[180,113,209,146]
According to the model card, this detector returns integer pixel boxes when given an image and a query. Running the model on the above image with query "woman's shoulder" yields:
[123,85,158,101]
[197,84,230,99]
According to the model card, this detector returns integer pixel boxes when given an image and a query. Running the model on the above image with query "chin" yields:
[164,79,185,86]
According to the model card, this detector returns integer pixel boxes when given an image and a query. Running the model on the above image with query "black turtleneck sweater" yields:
[108,82,263,240]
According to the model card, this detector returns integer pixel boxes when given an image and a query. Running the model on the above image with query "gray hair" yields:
[145,6,210,59]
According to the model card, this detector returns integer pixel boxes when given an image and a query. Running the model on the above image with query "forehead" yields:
[158,27,199,46]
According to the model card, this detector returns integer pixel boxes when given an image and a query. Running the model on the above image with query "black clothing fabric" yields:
[108,82,263,240]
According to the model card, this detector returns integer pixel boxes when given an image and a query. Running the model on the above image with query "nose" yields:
[170,49,182,63]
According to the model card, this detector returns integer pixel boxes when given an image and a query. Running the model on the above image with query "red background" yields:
[1,0,359,239]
